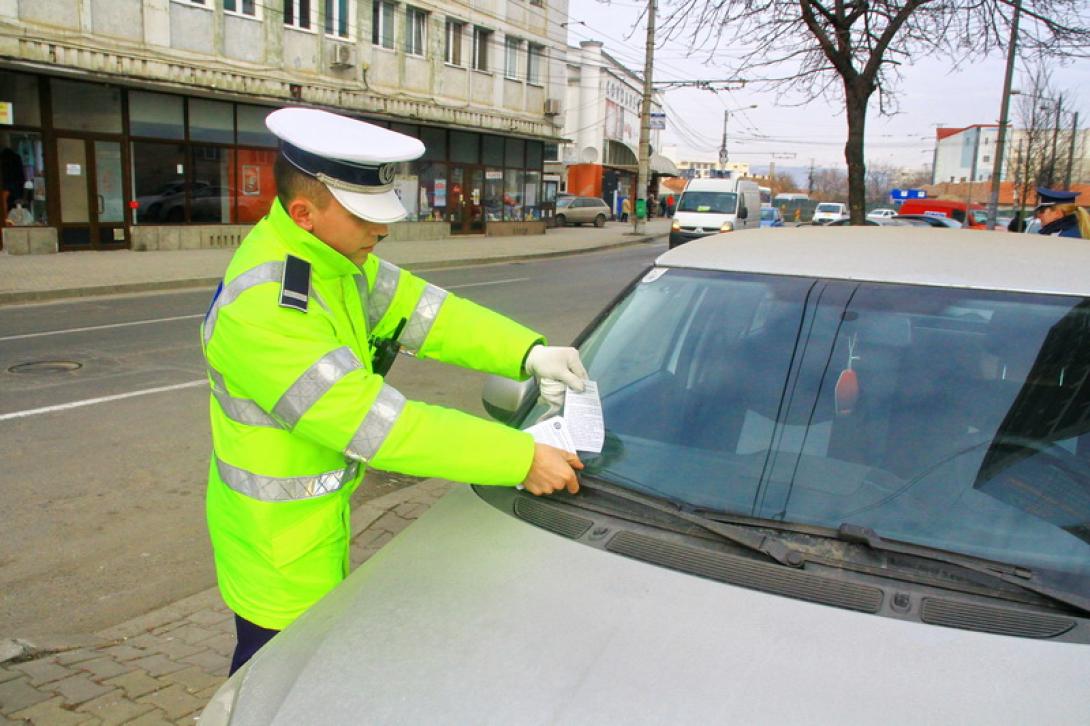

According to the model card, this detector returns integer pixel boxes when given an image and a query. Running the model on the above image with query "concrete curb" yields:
[0,232,665,307]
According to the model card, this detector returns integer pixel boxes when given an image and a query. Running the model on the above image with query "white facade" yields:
[932,124,1090,186]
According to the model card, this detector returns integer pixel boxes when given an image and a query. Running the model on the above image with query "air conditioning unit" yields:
[329,44,356,69]
[543,98,562,116]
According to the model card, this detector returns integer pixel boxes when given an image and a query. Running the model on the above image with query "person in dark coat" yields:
[1034,186,1089,239]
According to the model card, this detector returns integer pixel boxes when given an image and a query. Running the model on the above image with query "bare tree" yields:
[767,171,802,196]
[865,162,900,204]
[658,0,1090,223]
[811,168,849,200]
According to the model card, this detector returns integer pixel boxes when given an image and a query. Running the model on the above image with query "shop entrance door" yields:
[447,165,484,235]
[56,136,127,250]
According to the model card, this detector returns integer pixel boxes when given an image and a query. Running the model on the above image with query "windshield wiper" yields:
[837,523,1090,615]
[576,475,806,568]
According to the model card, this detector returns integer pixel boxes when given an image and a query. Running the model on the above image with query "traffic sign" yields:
[719,149,729,164]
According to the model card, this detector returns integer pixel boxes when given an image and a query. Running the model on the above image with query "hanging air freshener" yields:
[835,333,860,416]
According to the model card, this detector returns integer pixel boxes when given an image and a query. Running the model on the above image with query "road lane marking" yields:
[0,314,204,342]
[447,277,531,289]
[0,379,206,422]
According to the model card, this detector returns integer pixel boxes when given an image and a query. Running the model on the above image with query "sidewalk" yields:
[0,480,455,725]
[0,218,669,724]
[0,219,671,306]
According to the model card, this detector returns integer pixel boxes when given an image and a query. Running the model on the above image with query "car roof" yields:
[658,227,1090,296]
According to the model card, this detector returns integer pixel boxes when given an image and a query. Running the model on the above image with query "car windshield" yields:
[544,268,1090,580]
[678,191,737,214]
[557,197,574,208]
[816,204,841,212]
[971,210,989,224]
[760,208,777,221]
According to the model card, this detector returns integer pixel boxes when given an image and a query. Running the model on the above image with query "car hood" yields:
[229,486,1090,725]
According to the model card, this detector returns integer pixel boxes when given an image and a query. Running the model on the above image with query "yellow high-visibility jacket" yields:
[201,200,543,630]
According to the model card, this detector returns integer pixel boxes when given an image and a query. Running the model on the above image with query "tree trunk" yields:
[843,81,870,224]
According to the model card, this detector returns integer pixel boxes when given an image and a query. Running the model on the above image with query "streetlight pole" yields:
[633,0,656,234]
[1048,95,1064,188]
[1065,111,1080,189]
[987,0,1021,229]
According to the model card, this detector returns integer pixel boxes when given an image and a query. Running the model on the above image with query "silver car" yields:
[202,227,1090,725]
[554,196,610,227]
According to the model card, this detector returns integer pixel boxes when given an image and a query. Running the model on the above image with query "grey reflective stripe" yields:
[272,347,363,428]
[207,368,281,428]
[345,385,406,462]
[216,457,359,502]
[203,261,284,345]
[399,284,448,351]
[367,260,401,330]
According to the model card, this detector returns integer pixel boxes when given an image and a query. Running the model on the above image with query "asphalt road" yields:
[0,239,665,640]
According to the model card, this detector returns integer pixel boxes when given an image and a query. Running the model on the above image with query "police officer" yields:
[201,108,588,673]
[1034,186,1089,238]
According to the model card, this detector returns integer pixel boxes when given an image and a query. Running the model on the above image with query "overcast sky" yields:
[565,0,1090,173]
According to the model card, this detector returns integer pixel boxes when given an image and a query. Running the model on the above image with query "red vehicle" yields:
[898,199,987,229]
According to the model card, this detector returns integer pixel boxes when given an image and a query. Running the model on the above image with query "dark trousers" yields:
[230,613,280,675]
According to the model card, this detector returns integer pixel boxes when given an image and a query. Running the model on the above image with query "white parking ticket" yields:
[563,380,604,453]
[522,416,577,453]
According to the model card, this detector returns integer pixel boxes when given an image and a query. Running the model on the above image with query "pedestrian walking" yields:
[1034,186,1089,239]
[666,193,676,217]
[621,197,631,222]
[201,108,587,674]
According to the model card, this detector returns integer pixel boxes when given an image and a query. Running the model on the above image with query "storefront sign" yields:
[0,102,12,125]
[485,170,503,180]
[434,179,447,206]
[66,163,82,176]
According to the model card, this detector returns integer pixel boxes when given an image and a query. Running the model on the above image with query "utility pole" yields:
[719,110,729,173]
[807,159,815,197]
[986,0,1020,229]
[1064,111,1079,189]
[1047,94,1064,188]
[633,0,656,234]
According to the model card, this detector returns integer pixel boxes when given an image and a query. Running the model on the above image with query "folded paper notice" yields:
[522,415,577,453]
[564,380,604,453]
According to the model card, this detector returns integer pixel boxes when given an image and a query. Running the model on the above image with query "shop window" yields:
[482,135,504,166]
[324,0,352,38]
[483,168,503,221]
[0,71,41,126]
[503,169,525,221]
[419,127,445,161]
[189,99,234,144]
[284,0,314,30]
[129,91,184,140]
[526,141,543,168]
[236,148,277,223]
[51,79,121,133]
[523,170,541,220]
[504,138,525,168]
[543,143,559,162]
[131,141,187,223]
[372,1,395,49]
[237,105,277,147]
[450,131,479,164]
[413,160,446,221]
[527,44,544,85]
[1,130,47,225]
[192,145,236,223]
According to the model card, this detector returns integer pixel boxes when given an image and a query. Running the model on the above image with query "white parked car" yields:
[812,201,849,224]
[202,227,1090,726]
[866,208,896,220]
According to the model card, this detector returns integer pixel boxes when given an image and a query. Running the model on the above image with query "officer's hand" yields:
[521,443,583,496]
[524,346,588,411]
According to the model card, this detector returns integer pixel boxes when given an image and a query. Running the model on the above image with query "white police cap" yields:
[266,108,425,224]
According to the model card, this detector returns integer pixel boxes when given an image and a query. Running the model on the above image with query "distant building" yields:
[932,124,1089,187]
[0,0,569,254]
[546,40,676,217]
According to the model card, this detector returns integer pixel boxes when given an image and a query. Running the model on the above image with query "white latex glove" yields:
[524,345,588,412]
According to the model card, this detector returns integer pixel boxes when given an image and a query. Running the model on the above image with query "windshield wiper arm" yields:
[577,475,806,568]
[838,523,1090,615]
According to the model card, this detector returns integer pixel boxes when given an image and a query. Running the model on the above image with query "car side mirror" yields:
[738,206,748,220]
[482,375,538,425]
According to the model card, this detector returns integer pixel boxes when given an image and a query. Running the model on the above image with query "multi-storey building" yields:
[544,40,674,217]
[0,0,568,254]
[932,124,1089,187]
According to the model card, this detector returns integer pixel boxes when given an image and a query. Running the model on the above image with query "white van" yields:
[812,201,849,224]
[669,177,761,248]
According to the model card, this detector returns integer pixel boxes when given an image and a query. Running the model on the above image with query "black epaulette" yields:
[279,254,310,312]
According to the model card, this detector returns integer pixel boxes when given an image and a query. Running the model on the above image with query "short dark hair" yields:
[274,154,331,209]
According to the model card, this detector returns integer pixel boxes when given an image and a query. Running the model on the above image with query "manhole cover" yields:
[8,360,83,374]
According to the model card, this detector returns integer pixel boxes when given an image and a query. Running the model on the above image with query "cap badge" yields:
[379,163,396,185]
